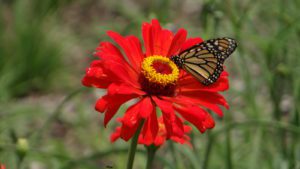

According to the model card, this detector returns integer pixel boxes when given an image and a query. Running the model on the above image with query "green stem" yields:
[16,156,24,169]
[225,114,233,169]
[225,130,233,169]
[126,120,144,169]
[202,133,214,169]
[169,142,179,169]
[146,145,157,169]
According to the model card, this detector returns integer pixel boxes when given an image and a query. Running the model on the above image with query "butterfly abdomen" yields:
[170,55,184,68]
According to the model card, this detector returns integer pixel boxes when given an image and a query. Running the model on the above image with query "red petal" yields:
[167,28,187,56]
[166,117,192,146]
[142,19,175,57]
[121,102,141,127]
[170,136,186,144]
[151,19,162,56]
[178,71,229,92]
[153,97,173,138]
[110,127,121,142]
[175,104,215,133]
[117,101,146,141]
[180,37,203,53]
[95,96,108,113]
[154,136,165,146]
[126,35,144,71]
[96,41,139,79]
[184,125,192,133]
[140,108,158,145]
[95,42,126,62]
[97,86,142,126]
[155,29,173,56]
[81,61,112,88]
[107,31,144,72]
[204,104,223,117]
[174,105,207,132]
[107,83,145,96]
[139,97,154,118]
[201,113,215,132]
[104,105,121,127]
[142,22,153,56]
[120,120,142,141]
[169,94,227,117]
[153,97,184,138]
[121,97,153,127]
[173,116,185,138]
[102,60,140,88]
[178,91,229,110]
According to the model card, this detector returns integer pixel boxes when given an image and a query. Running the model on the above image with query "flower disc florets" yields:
[140,55,179,96]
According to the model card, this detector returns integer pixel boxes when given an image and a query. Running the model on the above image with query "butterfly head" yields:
[170,55,184,68]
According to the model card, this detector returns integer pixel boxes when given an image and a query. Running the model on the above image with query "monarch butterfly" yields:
[171,37,237,85]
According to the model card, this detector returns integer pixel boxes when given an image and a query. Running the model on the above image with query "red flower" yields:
[0,164,5,169]
[82,19,229,143]
[111,117,192,146]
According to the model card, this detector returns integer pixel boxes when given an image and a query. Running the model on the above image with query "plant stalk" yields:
[126,120,144,169]
[146,145,157,169]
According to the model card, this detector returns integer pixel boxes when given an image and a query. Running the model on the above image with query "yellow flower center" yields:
[141,55,179,86]
[140,55,179,96]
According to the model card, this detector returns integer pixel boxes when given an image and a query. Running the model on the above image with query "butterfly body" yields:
[171,37,237,85]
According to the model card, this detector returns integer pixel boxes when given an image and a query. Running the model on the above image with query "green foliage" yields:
[0,0,300,168]
[0,0,72,100]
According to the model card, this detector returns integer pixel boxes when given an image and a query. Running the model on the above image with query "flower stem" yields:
[126,120,144,169]
[146,145,157,169]
[225,113,233,169]
[202,132,214,169]
[169,142,179,169]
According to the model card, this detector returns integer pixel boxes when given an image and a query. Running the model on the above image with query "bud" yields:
[16,138,29,157]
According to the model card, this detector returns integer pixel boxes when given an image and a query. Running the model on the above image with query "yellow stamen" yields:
[141,55,179,86]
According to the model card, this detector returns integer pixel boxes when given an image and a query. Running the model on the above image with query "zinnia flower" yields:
[111,117,192,146]
[82,19,229,143]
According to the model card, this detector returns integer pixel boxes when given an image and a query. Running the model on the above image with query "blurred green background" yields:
[0,0,299,168]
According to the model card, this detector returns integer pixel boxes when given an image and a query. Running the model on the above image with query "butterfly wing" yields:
[179,37,237,85]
